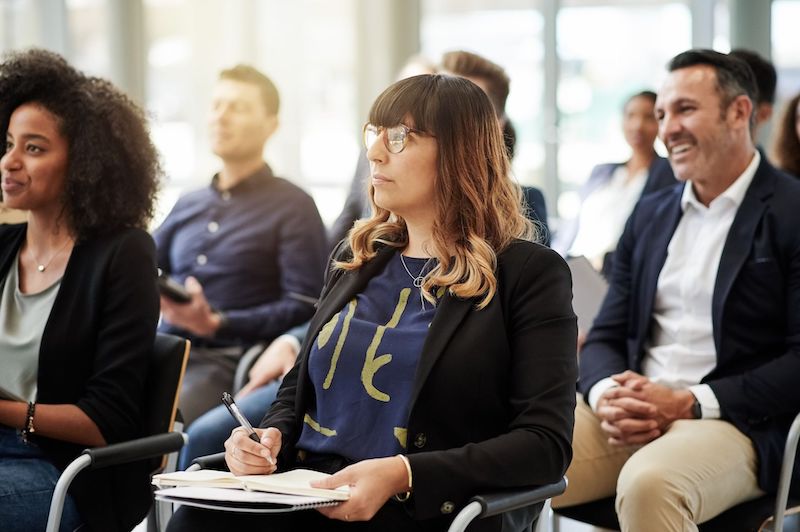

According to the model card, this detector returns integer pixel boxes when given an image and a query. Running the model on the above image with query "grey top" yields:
[0,251,61,402]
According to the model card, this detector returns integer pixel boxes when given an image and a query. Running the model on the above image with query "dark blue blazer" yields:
[553,156,677,258]
[521,185,550,246]
[579,157,800,495]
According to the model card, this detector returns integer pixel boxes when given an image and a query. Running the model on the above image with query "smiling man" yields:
[154,65,327,425]
[551,49,800,531]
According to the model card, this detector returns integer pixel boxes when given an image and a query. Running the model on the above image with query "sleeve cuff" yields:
[588,377,619,412]
[689,384,720,419]
[276,333,302,355]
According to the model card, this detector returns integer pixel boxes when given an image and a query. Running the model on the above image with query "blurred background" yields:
[1,0,797,231]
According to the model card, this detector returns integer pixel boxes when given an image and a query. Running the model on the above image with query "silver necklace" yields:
[30,239,73,273]
[400,255,433,309]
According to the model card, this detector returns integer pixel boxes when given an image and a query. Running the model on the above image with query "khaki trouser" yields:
[552,396,764,532]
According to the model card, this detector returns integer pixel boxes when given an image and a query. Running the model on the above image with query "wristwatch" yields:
[691,397,702,419]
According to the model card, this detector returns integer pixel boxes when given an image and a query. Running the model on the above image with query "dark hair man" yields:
[729,48,777,140]
[154,65,327,425]
[551,49,800,531]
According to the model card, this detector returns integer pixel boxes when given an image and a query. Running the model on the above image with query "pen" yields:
[221,391,275,465]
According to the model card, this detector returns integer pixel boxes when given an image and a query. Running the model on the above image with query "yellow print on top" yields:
[318,288,411,400]
[322,302,356,389]
[361,288,411,402]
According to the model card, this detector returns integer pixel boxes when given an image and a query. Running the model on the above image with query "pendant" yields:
[413,276,424,288]
[37,264,46,272]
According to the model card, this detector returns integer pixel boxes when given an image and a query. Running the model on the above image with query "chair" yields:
[447,478,567,532]
[180,452,566,532]
[45,333,192,532]
[551,412,800,532]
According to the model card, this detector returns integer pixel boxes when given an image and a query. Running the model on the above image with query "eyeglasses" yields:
[363,123,429,154]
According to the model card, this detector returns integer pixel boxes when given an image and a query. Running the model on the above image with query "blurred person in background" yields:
[154,65,327,426]
[440,50,550,244]
[553,90,677,275]
[771,92,800,178]
[729,48,777,143]
[0,49,161,532]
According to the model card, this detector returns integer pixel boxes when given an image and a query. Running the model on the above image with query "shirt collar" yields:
[210,163,273,196]
[680,150,760,212]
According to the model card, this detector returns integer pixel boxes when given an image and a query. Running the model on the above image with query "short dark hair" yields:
[440,51,516,158]
[219,64,280,116]
[729,48,777,105]
[0,48,161,239]
[624,90,657,109]
[668,49,758,112]
[440,51,510,118]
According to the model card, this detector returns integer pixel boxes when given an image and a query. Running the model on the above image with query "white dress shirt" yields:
[569,165,648,269]
[589,151,761,418]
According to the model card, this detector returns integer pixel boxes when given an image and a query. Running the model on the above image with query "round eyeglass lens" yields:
[386,126,407,153]
[364,125,379,150]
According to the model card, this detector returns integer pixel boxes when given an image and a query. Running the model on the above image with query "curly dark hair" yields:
[771,92,800,178]
[0,48,161,238]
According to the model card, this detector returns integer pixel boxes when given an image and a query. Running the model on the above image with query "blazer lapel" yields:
[636,187,683,353]
[408,291,473,408]
[712,162,774,351]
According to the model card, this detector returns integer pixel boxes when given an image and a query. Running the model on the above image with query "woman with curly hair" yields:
[771,92,800,178]
[0,49,161,531]
[169,74,577,532]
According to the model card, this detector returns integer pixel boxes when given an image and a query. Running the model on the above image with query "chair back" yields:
[143,333,190,472]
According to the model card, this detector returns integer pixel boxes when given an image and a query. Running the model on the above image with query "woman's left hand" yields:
[311,456,409,522]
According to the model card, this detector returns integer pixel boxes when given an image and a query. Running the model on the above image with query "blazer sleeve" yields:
[75,230,160,444]
[407,247,578,519]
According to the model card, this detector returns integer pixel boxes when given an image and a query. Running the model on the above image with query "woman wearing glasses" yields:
[169,74,577,532]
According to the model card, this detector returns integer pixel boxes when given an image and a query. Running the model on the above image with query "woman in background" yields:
[553,90,677,275]
[0,49,161,531]
[169,74,577,531]
[771,92,800,178]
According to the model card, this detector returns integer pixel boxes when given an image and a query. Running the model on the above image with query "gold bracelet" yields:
[394,454,413,501]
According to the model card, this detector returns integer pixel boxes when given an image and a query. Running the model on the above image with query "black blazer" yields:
[0,224,160,532]
[263,240,578,531]
[579,158,800,495]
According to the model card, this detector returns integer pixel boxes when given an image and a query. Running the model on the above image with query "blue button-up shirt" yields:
[154,164,327,347]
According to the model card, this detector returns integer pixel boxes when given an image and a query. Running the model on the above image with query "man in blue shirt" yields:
[154,65,327,425]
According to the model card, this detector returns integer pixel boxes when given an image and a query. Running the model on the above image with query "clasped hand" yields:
[224,427,410,522]
[597,370,695,446]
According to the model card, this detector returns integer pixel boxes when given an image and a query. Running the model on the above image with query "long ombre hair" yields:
[339,75,534,309]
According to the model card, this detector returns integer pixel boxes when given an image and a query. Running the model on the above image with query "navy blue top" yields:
[154,164,328,347]
[297,254,437,461]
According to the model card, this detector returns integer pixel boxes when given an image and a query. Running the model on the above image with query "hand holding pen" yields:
[222,392,281,475]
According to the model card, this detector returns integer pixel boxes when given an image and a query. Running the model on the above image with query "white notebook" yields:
[154,486,342,513]
[152,468,349,502]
